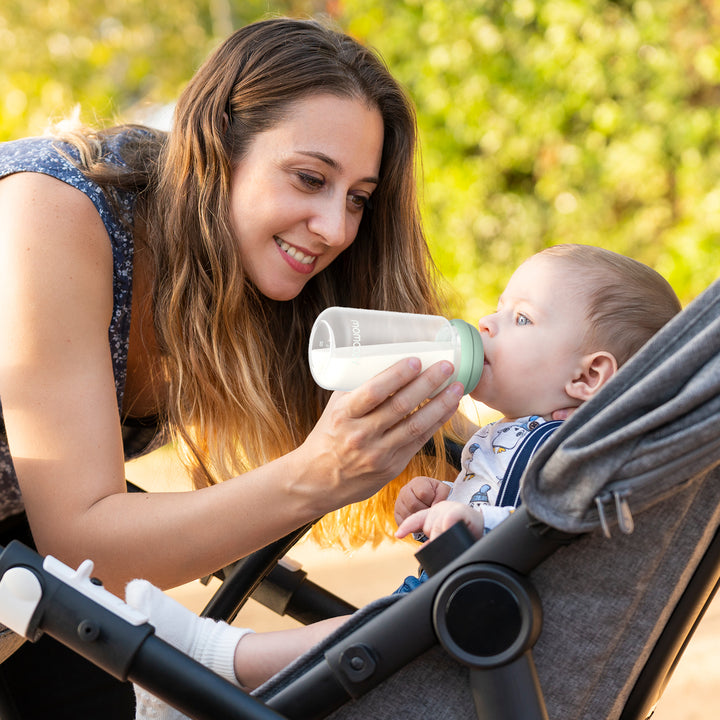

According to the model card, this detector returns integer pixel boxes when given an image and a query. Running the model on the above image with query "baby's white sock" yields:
[126,579,254,720]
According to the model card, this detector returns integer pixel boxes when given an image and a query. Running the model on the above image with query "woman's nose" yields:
[307,200,348,248]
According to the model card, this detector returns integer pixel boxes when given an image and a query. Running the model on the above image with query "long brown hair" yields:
[60,17,453,546]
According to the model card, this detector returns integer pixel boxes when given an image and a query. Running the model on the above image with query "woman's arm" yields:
[0,174,463,594]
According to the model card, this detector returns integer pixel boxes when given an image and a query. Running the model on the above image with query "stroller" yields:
[0,278,719,720]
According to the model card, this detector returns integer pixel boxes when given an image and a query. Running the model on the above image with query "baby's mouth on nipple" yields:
[275,237,315,265]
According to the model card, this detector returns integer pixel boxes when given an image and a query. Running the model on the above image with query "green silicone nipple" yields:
[449,319,484,394]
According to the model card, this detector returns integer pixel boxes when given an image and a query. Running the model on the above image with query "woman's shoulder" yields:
[0,172,114,285]
[0,159,122,299]
[0,136,79,177]
[0,133,137,255]
[0,136,110,214]
[0,170,107,231]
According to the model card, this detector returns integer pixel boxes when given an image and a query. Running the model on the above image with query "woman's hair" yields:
[538,244,682,365]
[57,17,451,546]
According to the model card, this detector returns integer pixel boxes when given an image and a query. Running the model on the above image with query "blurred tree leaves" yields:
[2,0,719,314]
[0,0,322,134]
[341,0,720,315]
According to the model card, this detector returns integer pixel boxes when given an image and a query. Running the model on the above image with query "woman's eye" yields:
[516,313,532,326]
[297,172,324,190]
[348,193,371,212]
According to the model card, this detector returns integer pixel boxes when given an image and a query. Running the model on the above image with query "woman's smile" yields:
[274,236,316,273]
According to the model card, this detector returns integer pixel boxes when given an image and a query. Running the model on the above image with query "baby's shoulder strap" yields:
[498,420,563,508]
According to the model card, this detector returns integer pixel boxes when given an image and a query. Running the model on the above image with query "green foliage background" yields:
[2,0,719,317]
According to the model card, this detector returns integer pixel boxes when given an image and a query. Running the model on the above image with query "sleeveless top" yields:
[0,134,165,522]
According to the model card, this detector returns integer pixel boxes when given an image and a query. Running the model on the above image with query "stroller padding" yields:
[254,468,719,720]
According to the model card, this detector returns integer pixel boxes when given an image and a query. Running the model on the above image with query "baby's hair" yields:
[538,244,682,366]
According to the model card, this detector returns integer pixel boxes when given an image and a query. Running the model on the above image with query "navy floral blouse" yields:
[0,134,163,521]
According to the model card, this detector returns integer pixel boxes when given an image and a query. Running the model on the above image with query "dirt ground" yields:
[127,448,719,718]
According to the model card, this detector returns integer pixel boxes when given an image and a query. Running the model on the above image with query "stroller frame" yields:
[0,488,717,720]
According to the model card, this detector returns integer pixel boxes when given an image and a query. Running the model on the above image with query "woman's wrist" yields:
[277,444,343,519]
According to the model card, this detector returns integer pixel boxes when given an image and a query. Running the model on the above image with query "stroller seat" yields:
[254,471,719,720]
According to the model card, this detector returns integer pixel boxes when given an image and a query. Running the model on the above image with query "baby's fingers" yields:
[394,476,444,525]
[395,508,429,539]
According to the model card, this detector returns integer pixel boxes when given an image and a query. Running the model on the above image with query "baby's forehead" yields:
[521,253,593,289]
[503,255,593,309]
[505,254,568,291]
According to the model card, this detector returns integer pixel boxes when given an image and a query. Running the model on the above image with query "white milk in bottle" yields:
[309,307,483,395]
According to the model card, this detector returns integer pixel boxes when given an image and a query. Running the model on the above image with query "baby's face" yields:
[469,255,589,419]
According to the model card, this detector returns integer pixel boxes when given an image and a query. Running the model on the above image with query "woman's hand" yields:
[296,358,463,513]
[394,475,451,527]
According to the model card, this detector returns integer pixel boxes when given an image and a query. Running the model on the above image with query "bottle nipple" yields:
[449,319,484,393]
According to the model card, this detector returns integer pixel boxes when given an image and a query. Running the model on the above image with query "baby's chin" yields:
[467,384,555,421]
[499,412,554,423]
[484,405,556,423]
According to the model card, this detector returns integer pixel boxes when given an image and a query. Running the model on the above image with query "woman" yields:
[0,16,462,719]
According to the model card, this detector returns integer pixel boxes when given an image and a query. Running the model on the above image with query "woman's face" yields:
[229,93,385,301]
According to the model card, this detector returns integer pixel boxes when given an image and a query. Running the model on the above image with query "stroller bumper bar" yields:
[0,540,285,720]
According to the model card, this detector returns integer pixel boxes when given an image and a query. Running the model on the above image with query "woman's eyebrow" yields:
[297,150,379,185]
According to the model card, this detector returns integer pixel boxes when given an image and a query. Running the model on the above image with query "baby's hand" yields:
[395,500,484,543]
[394,476,451,526]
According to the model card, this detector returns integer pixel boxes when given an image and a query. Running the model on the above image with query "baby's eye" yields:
[297,171,324,190]
[515,313,532,326]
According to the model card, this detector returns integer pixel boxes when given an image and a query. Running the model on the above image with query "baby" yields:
[394,243,681,556]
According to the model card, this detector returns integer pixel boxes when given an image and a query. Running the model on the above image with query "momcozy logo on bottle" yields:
[350,319,362,363]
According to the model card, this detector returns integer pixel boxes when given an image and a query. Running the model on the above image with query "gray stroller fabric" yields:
[256,279,720,720]
[522,277,720,534]
[257,470,719,720]
[531,467,719,719]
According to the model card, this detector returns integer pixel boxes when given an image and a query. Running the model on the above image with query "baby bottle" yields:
[308,307,483,395]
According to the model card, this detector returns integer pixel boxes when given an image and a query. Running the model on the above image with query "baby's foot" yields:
[126,579,253,719]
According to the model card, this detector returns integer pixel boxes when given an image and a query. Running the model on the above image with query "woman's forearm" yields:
[50,449,328,595]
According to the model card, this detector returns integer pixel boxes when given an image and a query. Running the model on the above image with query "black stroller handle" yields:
[0,540,285,720]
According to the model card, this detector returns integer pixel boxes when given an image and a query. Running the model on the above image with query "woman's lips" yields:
[275,237,316,274]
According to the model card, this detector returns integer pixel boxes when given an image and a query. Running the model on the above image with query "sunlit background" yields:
[3,1,719,717]
[3,0,720,318]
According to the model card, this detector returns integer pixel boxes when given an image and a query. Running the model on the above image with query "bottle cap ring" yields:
[449,319,484,394]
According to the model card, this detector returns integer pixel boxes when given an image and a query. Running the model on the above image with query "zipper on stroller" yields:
[595,489,635,538]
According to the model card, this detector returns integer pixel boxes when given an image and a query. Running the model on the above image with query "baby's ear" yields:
[565,351,618,402]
